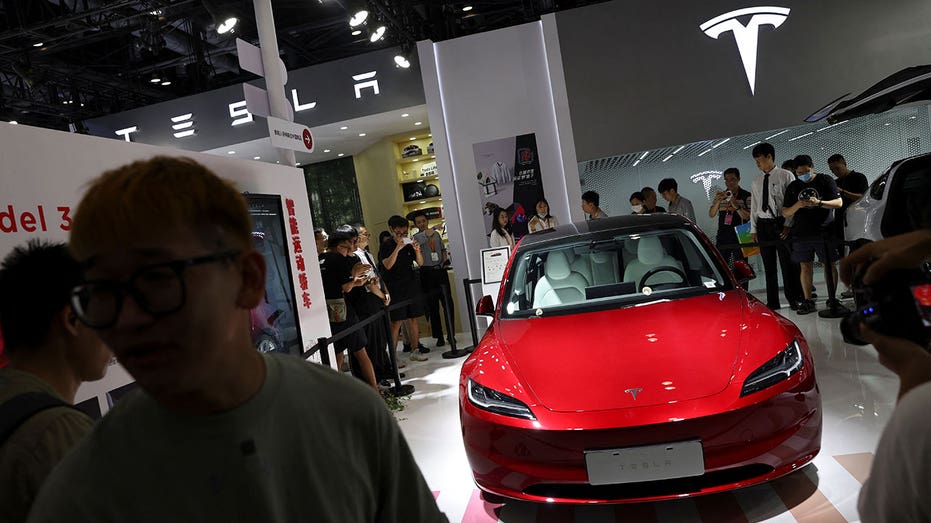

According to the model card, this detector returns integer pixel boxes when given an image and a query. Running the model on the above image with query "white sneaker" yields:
[409,351,428,362]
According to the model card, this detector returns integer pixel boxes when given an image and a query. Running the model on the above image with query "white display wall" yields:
[417,15,580,325]
[0,123,332,413]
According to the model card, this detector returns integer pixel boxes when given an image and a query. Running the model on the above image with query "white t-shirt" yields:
[858,381,931,523]
[489,229,514,248]
[27,354,448,523]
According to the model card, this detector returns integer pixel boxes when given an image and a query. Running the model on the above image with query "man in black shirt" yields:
[709,168,752,272]
[379,215,428,362]
[640,187,667,213]
[782,155,843,315]
[319,231,379,389]
[828,153,869,245]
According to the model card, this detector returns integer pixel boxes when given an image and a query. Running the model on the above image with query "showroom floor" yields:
[391,291,896,523]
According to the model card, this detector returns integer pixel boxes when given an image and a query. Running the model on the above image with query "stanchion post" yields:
[441,281,473,359]
[464,278,480,348]
[317,337,330,367]
[382,303,415,397]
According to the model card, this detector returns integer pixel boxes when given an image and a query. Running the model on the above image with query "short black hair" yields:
[387,215,409,229]
[0,240,82,354]
[313,227,326,236]
[581,190,600,207]
[751,142,776,160]
[723,167,740,179]
[327,230,354,250]
[781,159,795,171]
[641,187,656,197]
[629,191,645,202]
[793,154,814,168]
[657,178,678,193]
[411,211,428,222]
[335,224,358,238]
[827,154,846,164]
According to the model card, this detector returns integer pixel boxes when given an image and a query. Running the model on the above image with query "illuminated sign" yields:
[700,7,791,95]
[690,170,723,200]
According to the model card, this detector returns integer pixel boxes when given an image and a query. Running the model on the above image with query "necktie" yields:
[761,172,771,213]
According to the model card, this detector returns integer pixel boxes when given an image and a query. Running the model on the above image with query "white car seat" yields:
[569,251,593,286]
[623,237,684,288]
[590,251,620,285]
[532,251,589,308]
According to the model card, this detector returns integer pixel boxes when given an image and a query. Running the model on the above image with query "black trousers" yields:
[757,219,803,307]
[420,267,451,340]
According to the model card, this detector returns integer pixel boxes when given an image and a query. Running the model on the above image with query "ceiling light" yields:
[32,42,44,48]
[697,148,713,157]
[788,132,814,142]
[150,77,161,83]
[712,138,730,148]
[662,154,674,162]
[160,80,171,86]
[765,129,789,140]
[743,140,761,150]
[253,156,261,160]
[414,121,422,126]
[8,121,17,125]
[217,17,238,34]
[632,159,641,167]
[463,6,473,12]
[349,10,368,27]
[296,162,302,166]
[358,132,366,137]
[409,137,416,140]
[428,133,432,137]
[370,25,386,42]
[338,153,345,157]
[351,29,362,36]
[401,113,410,117]
[413,159,419,162]
[340,126,348,130]
[394,55,410,68]
[227,150,236,155]
[324,149,331,153]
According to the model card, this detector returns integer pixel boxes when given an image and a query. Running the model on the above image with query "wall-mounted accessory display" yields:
[402,143,423,158]
[402,180,429,202]
[421,162,438,177]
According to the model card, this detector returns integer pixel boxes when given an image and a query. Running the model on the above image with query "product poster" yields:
[472,133,546,244]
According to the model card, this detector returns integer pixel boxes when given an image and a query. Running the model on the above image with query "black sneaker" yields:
[417,344,431,354]
[797,300,817,315]
[435,338,446,347]
[402,343,412,353]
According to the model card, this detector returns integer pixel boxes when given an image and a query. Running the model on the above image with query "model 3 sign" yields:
[700,6,791,95]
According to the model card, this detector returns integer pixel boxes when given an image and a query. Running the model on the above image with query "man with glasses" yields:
[27,157,446,522]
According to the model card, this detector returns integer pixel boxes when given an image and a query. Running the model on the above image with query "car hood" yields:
[495,292,746,412]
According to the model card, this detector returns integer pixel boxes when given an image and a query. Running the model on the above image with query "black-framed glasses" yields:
[70,250,240,329]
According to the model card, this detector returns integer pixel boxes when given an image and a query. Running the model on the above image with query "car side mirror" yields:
[733,260,756,283]
[476,295,495,317]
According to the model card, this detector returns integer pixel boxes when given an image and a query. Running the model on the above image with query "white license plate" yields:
[585,440,704,485]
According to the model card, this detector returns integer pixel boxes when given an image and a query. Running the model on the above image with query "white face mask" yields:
[537,213,547,219]
[631,204,643,213]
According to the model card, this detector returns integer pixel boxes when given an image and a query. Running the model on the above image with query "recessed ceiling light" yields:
[161,81,171,86]
[463,6,473,12]
[358,132,366,137]
[150,77,161,83]
[296,162,302,166]
[33,42,44,47]
[338,153,345,157]
[253,156,261,160]
[414,121,422,126]
[324,149,331,153]
[349,10,368,27]
[413,159,419,162]
[410,137,416,140]
[428,133,432,137]
[227,151,236,155]
[276,160,280,164]
[351,29,362,36]
[370,25,386,42]
[8,121,17,125]
[394,55,410,68]
[419,200,426,204]
[340,126,348,130]
[401,113,410,117]
[431,155,436,159]
[217,17,238,35]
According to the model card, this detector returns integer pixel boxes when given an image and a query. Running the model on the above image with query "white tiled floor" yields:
[393,291,896,522]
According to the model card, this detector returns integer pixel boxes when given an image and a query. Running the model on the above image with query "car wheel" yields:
[255,334,280,354]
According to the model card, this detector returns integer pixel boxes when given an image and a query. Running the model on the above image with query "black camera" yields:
[840,266,931,348]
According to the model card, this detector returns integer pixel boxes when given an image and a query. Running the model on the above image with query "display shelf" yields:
[403,195,443,206]
[397,155,436,166]
[399,174,439,184]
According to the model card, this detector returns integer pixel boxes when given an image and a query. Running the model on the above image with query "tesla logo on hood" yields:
[624,387,643,400]
[700,6,791,95]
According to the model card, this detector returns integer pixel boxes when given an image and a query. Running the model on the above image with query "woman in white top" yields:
[528,198,558,234]
[489,207,515,248]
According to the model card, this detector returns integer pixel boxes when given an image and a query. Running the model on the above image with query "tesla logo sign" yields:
[624,388,643,400]
[700,6,791,95]
[691,171,723,200]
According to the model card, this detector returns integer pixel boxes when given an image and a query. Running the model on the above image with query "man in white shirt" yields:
[749,143,803,310]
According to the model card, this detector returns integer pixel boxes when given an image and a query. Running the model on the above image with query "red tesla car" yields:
[460,214,821,504]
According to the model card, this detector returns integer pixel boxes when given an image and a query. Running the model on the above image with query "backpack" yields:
[0,392,79,446]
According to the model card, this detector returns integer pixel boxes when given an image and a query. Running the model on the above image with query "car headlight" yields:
[467,378,536,420]
[740,339,804,397]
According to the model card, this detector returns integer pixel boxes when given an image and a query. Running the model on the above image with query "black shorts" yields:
[388,292,424,321]
[330,318,367,353]
[791,238,838,264]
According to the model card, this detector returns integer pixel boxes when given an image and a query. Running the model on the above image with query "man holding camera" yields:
[840,229,931,523]
[379,215,428,362]
[412,212,452,348]
[782,155,842,315]
[709,167,751,271]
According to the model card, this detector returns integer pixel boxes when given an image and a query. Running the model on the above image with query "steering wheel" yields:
[638,266,688,291]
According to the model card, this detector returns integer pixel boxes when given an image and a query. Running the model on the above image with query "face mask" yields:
[798,172,813,182]
[631,204,643,213]
[537,213,547,219]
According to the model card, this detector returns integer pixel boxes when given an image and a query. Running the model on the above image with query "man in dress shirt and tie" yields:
[749,143,803,310]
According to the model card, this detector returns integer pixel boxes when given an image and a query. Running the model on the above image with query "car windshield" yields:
[502,228,729,318]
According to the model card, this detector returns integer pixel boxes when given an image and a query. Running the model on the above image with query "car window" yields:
[502,229,728,318]
[869,172,889,200]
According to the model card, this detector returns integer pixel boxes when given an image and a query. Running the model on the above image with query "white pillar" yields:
[253,0,297,167]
